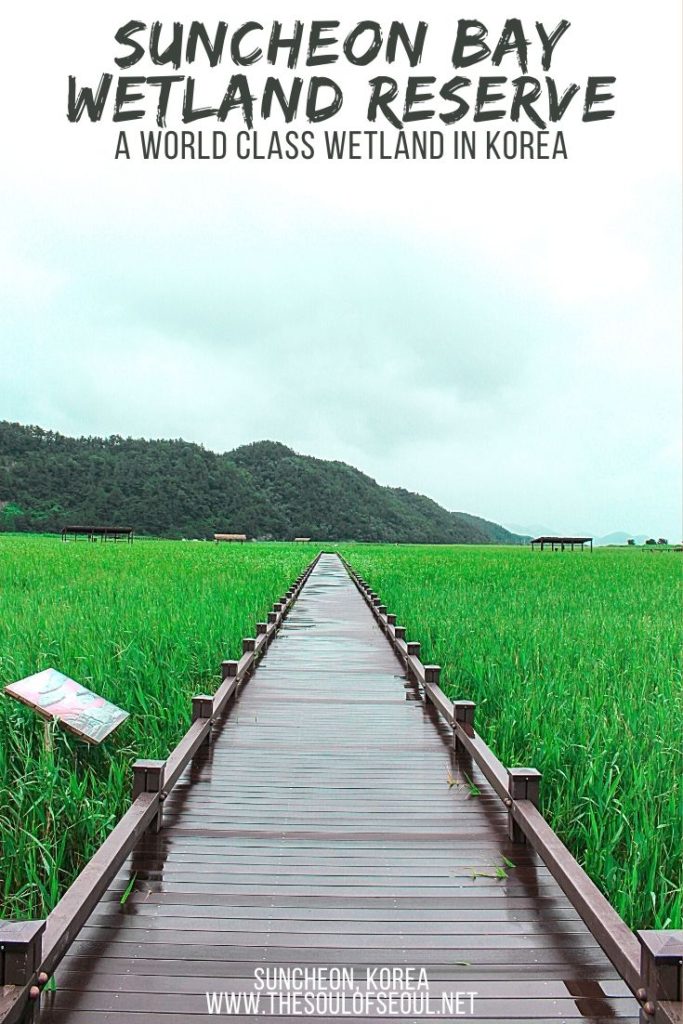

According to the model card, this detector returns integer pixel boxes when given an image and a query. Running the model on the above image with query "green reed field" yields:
[1,537,680,932]
[0,535,318,919]
[339,543,682,931]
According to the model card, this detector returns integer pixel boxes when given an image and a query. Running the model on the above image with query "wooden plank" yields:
[99,890,580,909]
[41,793,159,974]
[61,940,613,963]
[74,925,603,950]
[210,670,240,717]
[48,955,624,981]
[0,989,26,1024]
[423,678,455,724]
[50,971,632,998]
[39,990,637,1017]
[511,800,642,993]
[84,914,594,934]
[162,720,211,793]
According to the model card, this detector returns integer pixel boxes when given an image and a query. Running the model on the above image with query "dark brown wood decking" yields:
[40,554,638,1023]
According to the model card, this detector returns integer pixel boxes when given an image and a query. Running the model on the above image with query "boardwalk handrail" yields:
[0,555,321,1024]
[341,557,683,1024]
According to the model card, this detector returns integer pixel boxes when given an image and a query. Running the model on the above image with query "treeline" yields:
[0,422,521,545]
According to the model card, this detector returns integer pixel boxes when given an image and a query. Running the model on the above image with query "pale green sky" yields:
[1,1,681,538]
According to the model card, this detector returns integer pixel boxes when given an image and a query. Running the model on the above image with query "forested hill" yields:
[0,422,522,544]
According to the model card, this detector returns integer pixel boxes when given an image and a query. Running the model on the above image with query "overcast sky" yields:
[1,0,681,539]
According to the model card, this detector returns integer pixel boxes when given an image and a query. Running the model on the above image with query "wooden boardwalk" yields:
[40,554,638,1023]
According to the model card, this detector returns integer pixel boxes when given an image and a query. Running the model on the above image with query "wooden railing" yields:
[341,557,683,1024]
[0,555,321,1024]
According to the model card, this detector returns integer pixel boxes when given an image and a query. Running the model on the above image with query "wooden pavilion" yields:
[531,535,593,551]
[61,526,134,543]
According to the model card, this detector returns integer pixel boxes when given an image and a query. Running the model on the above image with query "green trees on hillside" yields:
[0,422,520,544]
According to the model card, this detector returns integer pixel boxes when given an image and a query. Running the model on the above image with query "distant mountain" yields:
[594,532,649,547]
[505,523,653,547]
[0,422,523,545]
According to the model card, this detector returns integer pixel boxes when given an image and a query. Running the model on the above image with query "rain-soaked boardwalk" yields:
[40,554,638,1023]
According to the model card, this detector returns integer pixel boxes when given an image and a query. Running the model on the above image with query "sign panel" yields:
[4,668,129,744]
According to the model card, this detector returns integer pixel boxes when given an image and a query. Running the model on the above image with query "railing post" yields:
[221,660,238,681]
[395,626,406,641]
[0,921,45,986]
[0,921,46,1022]
[637,931,683,1022]
[256,622,268,635]
[424,664,440,691]
[423,665,441,709]
[192,695,213,746]
[387,614,397,626]
[242,638,256,654]
[132,760,165,833]
[453,700,476,752]
[405,642,421,680]
[507,768,542,843]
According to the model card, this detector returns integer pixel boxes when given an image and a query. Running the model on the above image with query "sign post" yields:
[4,668,129,744]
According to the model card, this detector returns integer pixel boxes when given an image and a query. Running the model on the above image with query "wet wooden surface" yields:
[40,554,638,1022]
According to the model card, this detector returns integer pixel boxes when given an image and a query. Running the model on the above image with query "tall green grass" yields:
[340,544,682,931]
[0,535,317,919]
[2,537,680,932]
